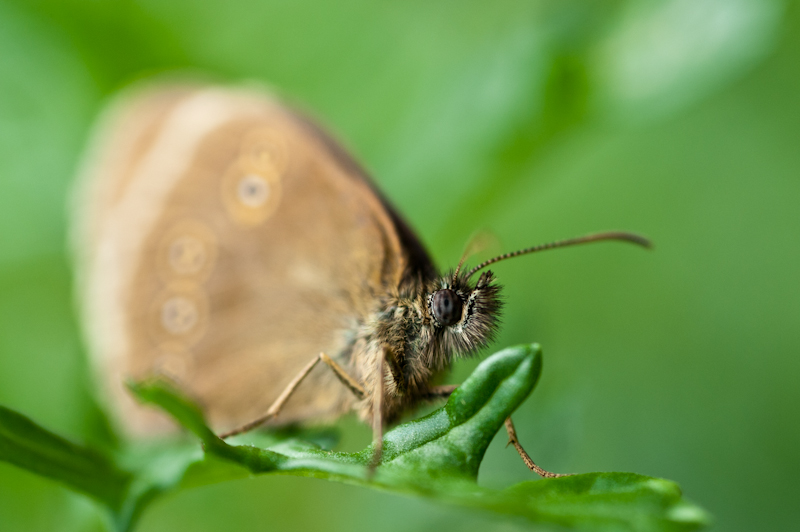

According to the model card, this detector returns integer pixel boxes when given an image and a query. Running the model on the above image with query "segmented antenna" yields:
[464,231,652,280]
[453,230,498,282]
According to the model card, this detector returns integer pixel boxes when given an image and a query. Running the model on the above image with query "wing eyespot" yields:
[168,235,208,274]
[221,128,287,227]
[149,282,209,346]
[161,296,199,334]
[236,174,271,208]
[221,164,282,226]
[152,343,193,380]
[157,220,218,283]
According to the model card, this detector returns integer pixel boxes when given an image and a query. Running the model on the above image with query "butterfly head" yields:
[425,269,502,360]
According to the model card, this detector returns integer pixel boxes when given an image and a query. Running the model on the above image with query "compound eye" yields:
[432,289,463,326]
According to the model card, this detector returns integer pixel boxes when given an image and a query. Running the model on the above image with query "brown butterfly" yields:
[72,81,649,476]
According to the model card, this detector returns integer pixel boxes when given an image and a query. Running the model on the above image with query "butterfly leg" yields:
[219,352,364,439]
[421,386,568,478]
[422,384,459,399]
[319,352,365,399]
[367,379,455,475]
[504,417,570,478]
[368,353,385,474]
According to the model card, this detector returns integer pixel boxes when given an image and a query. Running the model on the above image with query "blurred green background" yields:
[1,0,798,530]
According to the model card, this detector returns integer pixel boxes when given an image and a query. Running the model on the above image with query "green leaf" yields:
[0,344,710,531]
[0,404,132,512]
[491,473,710,532]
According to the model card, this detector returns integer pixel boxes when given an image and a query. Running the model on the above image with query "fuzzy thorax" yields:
[356,269,502,423]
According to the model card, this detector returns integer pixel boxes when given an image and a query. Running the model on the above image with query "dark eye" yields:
[432,289,462,326]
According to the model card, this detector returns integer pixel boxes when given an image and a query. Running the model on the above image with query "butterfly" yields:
[72,81,649,474]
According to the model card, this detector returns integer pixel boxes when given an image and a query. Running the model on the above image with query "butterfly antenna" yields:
[464,231,652,280]
[453,250,470,282]
[453,230,499,282]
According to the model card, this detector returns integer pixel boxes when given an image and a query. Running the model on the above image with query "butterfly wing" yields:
[73,82,435,435]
